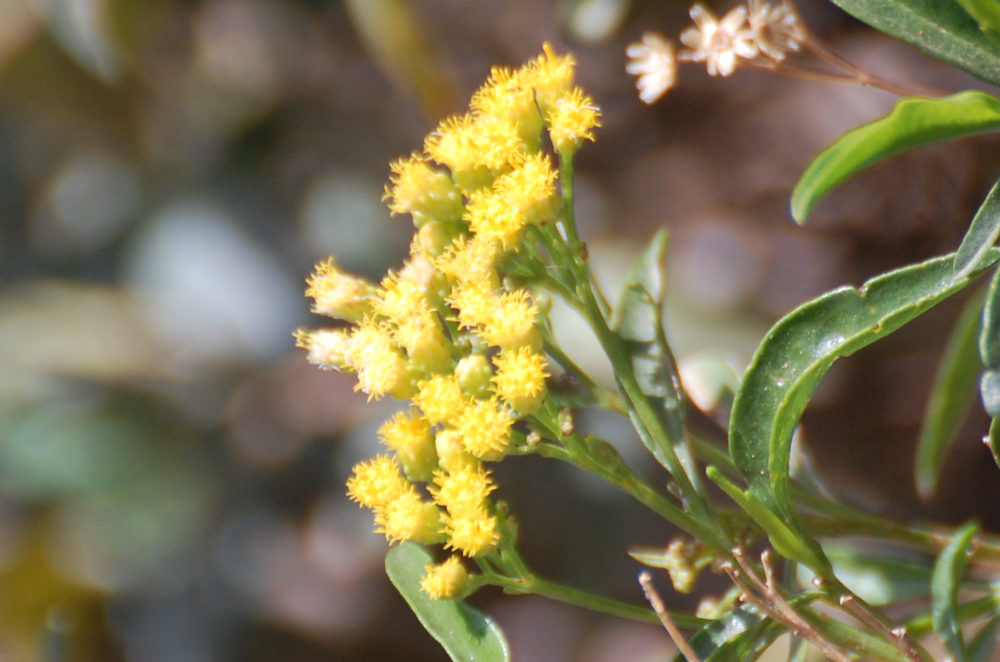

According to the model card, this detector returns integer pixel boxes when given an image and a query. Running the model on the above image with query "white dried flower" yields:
[748,0,806,62]
[625,32,677,104]
[679,3,758,77]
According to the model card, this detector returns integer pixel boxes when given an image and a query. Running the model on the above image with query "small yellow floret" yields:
[346,454,411,509]
[492,346,549,414]
[464,187,527,249]
[453,398,513,460]
[547,87,601,155]
[348,320,411,400]
[434,236,500,286]
[413,374,469,425]
[493,152,558,225]
[379,410,437,481]
[478,289,542,350]
[471,66,544,148]
[521,43,576,112]
[447,279,497,332]
[424,113,526,189]
[374,491,443,545]
[294,328,353,372]
[442,507,500,557]
[384,153,463,224]
[420,556,471,599]
[432,463,497,514]
[305,258,378,322]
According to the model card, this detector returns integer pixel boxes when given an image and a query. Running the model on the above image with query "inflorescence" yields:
[297,45,600,599]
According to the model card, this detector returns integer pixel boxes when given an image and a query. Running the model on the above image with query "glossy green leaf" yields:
[969,618,1000,662]
[669,603,767,662]
[980,264,1000,367]
[955,177,1000,280]
[915,288,984,497]
[385,543,510,662]
[830,0,1000,87]
[955,0,1000,41]
[707,467,830,572]
[791,91,1000,223]
[613,229,698,485]
[730,249,1000,529]
[932,521,978,662]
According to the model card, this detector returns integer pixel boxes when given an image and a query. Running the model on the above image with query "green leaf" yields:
[955,0,1000,41]
[730,249,1000,529]
[915,288,984,497]
[385,543,510,662]
[932,521,978,662]
[980,264,1000,367]
[613,229,698,486]
[707,467,830,572]
[830,0,1000,87]
[986,417,1000,470]
[669,603,769,662]
[969,618,1000,662]
[955,177,1000,280]
[791,91,1000,223]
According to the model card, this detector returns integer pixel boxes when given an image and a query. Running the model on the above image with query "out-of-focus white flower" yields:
[625,32,677,104]
[678,3,757,77]
[748,0,806,61]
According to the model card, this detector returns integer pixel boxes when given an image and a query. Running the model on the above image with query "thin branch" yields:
[839,595,928,662]
[638,571,703,662]
[723,549,853,662]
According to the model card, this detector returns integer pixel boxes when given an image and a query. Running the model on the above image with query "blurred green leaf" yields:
[613,229,698,486]
[730,250,999,531]
[955,0,1000,40]
[385,543,510,662]
[830,0,1000,86]
[915,288,983,497]
[969,618,1000,662]
[792,92,1000,222]
[821,546,934,605]
[932,521,978,662]
[986,417,1000,470]
[979,265,1000,368]
[955,177,1000,280]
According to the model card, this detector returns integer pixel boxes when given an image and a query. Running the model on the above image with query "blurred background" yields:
[2,0,1000,660]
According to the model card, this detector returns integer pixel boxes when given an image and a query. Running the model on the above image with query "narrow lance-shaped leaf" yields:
[915,287,983,498]
[668,603,767,662]
[968,618,1000,662]
[979,264,1000,368]
[730,249,1000,529]
[955,176,1000,280]
[792,91,1000,223]
[385,543,510,662]
[987,417,1000,471]
[613,229,699,487]
[931,521,978,662]
[830,0,1000,87]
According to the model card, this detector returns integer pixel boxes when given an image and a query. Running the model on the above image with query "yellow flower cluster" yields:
[298,44,601,597]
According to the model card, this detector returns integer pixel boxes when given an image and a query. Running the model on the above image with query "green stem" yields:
[493,573,705,627]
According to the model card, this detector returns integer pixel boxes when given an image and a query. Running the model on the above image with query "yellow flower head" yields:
[424,113,526,190]
[305,258,378,322]
[453,398,513,460]
[413,374,469,425]
[464,187,527,249]
[492,346,549,414]
[346,454,411,509]
[441,506,500,557]
[421,556,472,599]
[478,289,542,350]
[446,278,497,332]
[493,152,558,226]
[547,87,601,155]
[434,427,476,472]
[348,319,412,400]
[471,66,544,149]
[374,490,444,545]
[432,463,497,514]
[522,43,577,112]
[379,410,438,481]
[384,153,463,225]
[294,327,353,372]
[434,235,500,287]
[395,313,452,376]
